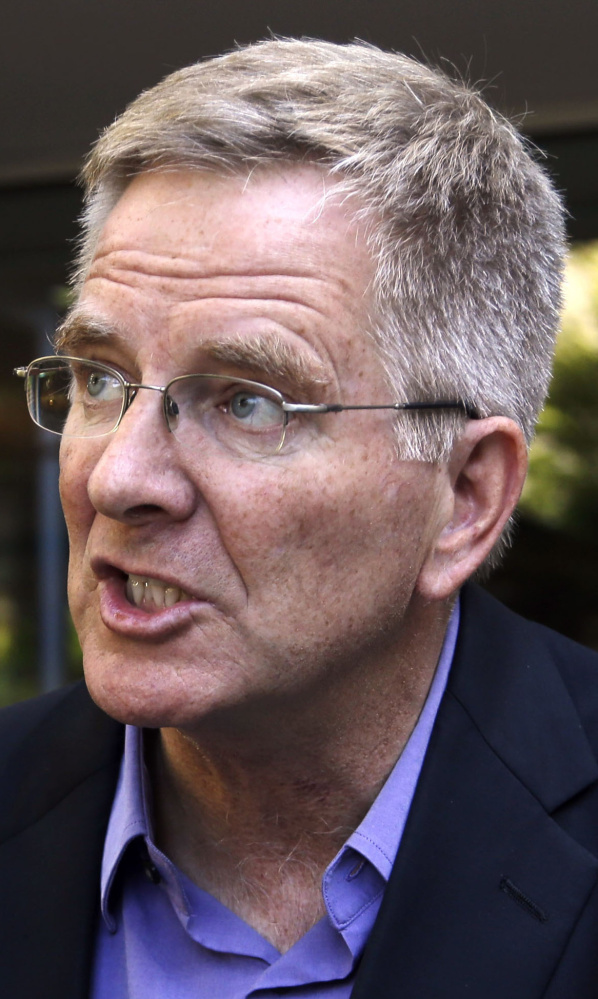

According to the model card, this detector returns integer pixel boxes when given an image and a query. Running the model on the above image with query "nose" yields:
[85,386,197,525]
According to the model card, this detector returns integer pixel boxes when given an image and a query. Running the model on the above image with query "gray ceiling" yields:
[2,0,598,186]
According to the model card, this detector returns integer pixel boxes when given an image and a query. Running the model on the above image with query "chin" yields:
[80,647,240,733]
[83,660,182,730]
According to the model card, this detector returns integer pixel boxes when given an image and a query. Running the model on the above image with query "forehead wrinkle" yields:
[89,249,352,300]
[200,335,331,395]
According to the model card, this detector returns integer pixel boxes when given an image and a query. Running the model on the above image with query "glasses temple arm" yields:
[283,400,480,418]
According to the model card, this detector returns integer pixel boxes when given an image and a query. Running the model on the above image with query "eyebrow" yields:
[54,311,126,353]
[199,335,330,396]
[54,312,331,397]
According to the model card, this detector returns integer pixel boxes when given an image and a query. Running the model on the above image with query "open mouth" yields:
[125,574,193,611]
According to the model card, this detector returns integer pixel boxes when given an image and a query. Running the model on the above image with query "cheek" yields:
[210,464,435,674]
[214,454,435,603]
[59,440,96,551]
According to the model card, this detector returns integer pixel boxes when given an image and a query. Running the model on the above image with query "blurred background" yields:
[1,0,597,704]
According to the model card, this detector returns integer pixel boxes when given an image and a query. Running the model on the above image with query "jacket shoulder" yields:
[0,681,124,840]
[0,682,91,755]
[463,584,598,716]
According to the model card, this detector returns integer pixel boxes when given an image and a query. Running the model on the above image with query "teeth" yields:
[164,587,180,608]
[128,577,145,608]
[125,574,190,611]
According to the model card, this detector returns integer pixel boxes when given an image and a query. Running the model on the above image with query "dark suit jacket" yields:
[1,585,598,998]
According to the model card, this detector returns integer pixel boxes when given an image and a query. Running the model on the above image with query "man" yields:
[4,38,598,999]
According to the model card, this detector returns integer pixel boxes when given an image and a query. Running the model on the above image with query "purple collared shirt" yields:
[92,602,459,998]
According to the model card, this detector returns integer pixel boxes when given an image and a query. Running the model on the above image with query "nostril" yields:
[124,504,165,521]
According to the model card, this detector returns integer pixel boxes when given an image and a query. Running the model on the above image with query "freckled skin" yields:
[60,166,452,743]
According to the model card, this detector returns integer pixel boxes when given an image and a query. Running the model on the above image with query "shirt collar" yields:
[100,725,152,930]
[321,598,459,937]
[345,597,459,879]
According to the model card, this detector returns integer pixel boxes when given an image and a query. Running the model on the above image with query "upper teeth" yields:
[125,574,190,610]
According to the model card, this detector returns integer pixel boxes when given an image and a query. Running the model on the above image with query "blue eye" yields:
[229,391,283,429]
[86,370,122,401]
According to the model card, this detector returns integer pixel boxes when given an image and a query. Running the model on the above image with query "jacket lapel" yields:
[352,586,598,999]
[0,683,123,999]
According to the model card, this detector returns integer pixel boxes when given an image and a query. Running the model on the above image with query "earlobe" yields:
[416,417,528,601]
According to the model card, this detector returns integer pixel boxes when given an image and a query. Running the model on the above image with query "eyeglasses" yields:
[14,356,479,460]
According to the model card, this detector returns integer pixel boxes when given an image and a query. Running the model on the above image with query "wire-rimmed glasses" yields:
[14,355,478,460]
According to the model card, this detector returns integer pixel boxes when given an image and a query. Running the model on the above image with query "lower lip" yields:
[98,576,208,640]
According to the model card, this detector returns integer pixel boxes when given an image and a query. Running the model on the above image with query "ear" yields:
[416,417,528,601]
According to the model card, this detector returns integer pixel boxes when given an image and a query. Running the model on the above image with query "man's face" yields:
[60,166,449,733]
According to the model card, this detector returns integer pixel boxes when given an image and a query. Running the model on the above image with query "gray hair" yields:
[73,38,566,467]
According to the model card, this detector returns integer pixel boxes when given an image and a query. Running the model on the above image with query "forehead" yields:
[74,167,384,389]
[91,164,371,277]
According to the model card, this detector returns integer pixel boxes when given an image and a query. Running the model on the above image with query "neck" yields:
[148,596,453,949]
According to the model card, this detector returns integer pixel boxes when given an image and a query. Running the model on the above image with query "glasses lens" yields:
[26,358,125,438]
[166,375,286,457]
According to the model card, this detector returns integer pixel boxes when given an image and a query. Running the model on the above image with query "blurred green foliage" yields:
[521,242,598,543]
[487,240,598,650]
